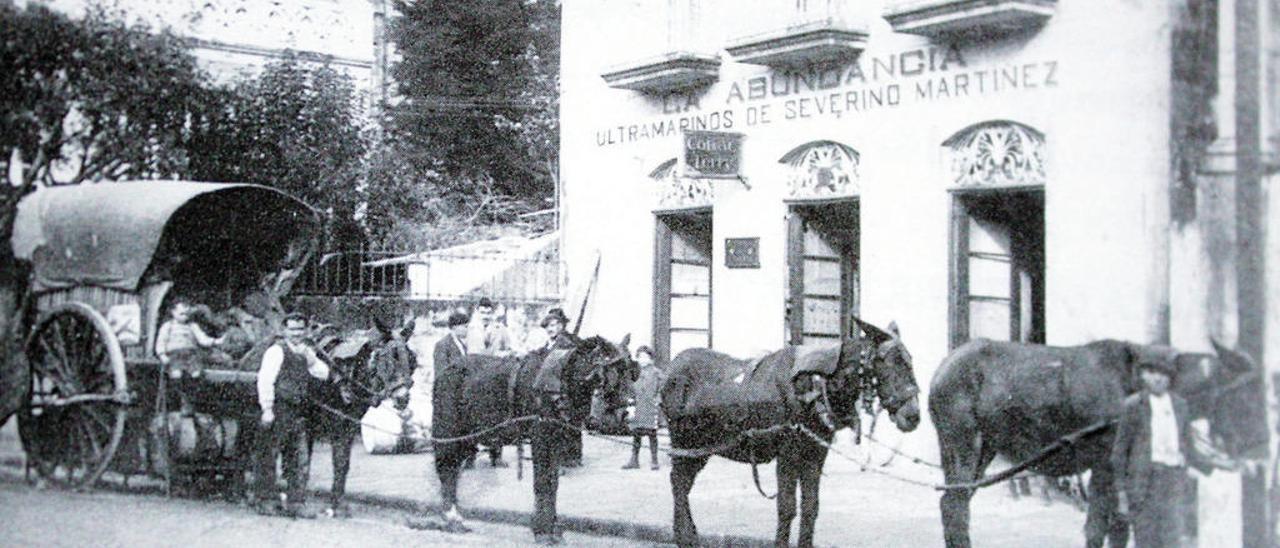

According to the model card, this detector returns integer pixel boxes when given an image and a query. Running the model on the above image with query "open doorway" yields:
[787,200,859,346]
[949,189,1045,348]
[653,210,712,363]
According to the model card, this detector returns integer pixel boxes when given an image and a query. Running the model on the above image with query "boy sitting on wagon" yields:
[156,298,229,379]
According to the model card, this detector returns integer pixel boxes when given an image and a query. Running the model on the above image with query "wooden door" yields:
[950,191,1044,348]
[788,202,859,346]
[653,212,712,363]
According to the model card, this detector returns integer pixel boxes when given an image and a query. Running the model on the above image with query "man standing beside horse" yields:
[539,308,583,469]
[431,310,472,526]
[1112,357,1236,547]
[254,312,331,519]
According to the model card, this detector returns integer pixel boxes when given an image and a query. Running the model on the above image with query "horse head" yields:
[547,334,634,424]
[309,324,411,409]
[1171,340,1268,458]
[844,317,921,432]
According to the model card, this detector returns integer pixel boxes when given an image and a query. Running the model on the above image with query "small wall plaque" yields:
[725,237,759,268]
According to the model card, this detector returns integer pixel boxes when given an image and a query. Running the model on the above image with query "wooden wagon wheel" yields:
[18,302,129,489]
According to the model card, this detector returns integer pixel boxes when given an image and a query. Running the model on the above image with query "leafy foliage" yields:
[188,55,369,245]
[388,0,560,207]
[0,2,206,233]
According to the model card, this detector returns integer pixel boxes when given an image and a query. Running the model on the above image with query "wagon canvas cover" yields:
[10,181,318,293]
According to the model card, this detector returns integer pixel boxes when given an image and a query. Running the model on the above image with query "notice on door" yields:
[683,130,743,179]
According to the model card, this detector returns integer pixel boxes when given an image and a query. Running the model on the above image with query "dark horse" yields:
[304,322,417,517]
[930,338,1266,548]
[662,319,922,548]
[432,334,634,538]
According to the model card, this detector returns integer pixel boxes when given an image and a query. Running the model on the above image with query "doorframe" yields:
[652,208,713,364]
[947,185,1044,350]
[786,198,860,345]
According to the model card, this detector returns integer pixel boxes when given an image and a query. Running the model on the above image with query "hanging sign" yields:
[682,130,744,179]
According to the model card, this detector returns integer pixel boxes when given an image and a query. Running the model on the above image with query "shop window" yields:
[781,140,860,346]
[653,211,713,363]
[946,121,1046,349]
[787,201,859,346]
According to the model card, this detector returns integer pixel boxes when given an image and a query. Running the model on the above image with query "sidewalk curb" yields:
[330,488,773,547]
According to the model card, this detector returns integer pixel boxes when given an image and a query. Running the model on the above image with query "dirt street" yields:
[0,479,634,547]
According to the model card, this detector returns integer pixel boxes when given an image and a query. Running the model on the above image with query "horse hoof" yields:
[330,504,352,518]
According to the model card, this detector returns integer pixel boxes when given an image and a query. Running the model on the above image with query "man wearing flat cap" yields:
[432,310,472,518]
[1111,356,1235,547]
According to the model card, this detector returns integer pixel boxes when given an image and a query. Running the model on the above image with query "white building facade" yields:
[561,1,1279,544]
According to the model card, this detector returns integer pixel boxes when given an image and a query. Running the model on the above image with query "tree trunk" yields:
[0,181,33,423]
[0,254,29,424]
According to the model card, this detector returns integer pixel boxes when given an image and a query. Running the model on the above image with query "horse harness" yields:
[799,337,914,441]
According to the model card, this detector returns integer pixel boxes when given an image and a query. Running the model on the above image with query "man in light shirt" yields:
[1111,357,1235,547]
[254,312,330,519]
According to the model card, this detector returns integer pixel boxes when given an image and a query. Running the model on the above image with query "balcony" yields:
[727,21,868,70]
[883,0,1056,39]
[601,51,721,93]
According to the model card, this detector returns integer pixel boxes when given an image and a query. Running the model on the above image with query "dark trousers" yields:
[531,421,560,536]
[1130,464,1187,548]
[558,428,582,466]
[255,402,310,505]
[630,428,659,463]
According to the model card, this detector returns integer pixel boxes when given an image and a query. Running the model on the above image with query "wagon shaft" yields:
[29,390,134,409]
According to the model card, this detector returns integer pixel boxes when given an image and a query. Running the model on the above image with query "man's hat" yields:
[541,307,569,328]
[440,311,469,328]
[1138,357,1177,377]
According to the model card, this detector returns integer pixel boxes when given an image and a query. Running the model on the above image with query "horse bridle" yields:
[849,337,917,419]
[545,340,627,420]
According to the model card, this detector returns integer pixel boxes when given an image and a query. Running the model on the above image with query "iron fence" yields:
[293,245,561,304]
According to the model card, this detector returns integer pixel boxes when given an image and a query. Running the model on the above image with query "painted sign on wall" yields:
[683,130,744,178]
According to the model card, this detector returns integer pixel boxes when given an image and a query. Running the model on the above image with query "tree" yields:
[389,0,560,208]
[188,55,369,246]
[0,2,207,420]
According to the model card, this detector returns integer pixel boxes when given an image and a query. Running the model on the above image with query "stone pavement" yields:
[0,418,1086,547]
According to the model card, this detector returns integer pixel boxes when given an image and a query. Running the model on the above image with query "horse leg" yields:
[1083,464,1128,548]
[939,427,995,548]
[670,455,709,548]
[796,453,826,548]
[775,455,799,548]
[329,427,353,517]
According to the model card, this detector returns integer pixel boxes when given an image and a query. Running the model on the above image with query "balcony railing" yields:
[883,0,1057,39]
[725,0,868,69]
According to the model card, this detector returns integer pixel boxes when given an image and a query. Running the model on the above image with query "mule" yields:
[304,322,417,517]
[431,334,634,539]
[930,338,1265,548]
[661,318,921,548]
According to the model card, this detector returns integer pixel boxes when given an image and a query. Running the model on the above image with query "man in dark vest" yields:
[539,308,583,470]
[255,312,330,518]
[432,310,472,523]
